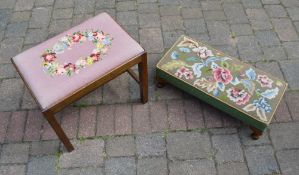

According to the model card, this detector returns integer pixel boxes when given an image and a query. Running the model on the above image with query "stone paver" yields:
[212,134,244,163]
[106,136,135,157]
[140,28,164,53]
[0,165,26,175]
[265,5,288,18]
[96,105,114,136]
[0,79,24,111]
[280,60,299,89]
[137,157,167,175]
[237,35,262,61]
[0,0,298,174]
[261,46,287,61]
[217,162,249,175]
[167,132,211,160]
[105,157,136,175]
[59,140,105,168]
[169,159,216,175]
[27,155,56,175]
[272,18,298,41]
[0,112,10,143]
[223,3,248,24]
[0,143,29,164]
[29,7,52,28]
[245,145,280,175]
[59,167,104,175]
[30,140,59,156]
[276,149,299,175]
[78,106,97,138]
[255,30,280,47]
[6,111,27,142]
[15,0,35,11]
[136,133,166,158]
[283,42,299,59]
[270,122,299,150]
[286,91,299,121]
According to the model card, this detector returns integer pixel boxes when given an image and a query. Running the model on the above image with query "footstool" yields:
[156,36,287,139]
[12,13,148,152]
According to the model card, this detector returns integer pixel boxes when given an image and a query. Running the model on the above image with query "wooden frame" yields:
[12,52,148,152]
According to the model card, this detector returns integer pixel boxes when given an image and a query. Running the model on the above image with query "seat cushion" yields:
[156,35,287,129]
[13,13,144,111]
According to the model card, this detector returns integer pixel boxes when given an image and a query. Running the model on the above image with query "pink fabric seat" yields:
[12,13,144,111]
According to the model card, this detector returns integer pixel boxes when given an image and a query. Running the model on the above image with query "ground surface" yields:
[0,0,299,175]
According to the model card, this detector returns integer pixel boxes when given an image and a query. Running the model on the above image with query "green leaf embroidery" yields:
[161,60,188,70]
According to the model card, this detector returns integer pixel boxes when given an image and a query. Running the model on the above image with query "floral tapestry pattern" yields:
[41,30,113,77]
[158,36,287,123]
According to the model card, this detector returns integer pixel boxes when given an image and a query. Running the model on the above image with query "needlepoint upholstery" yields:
[12,13,144,111]
[156,36,287,130]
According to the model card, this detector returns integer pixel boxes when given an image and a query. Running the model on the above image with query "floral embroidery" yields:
[213,67,233,85]
[159,36,286,122]
[243,97,272,121]
[257,75,273,88]
[41,30,113,77]
[192,46,214,59]
[226,87,251,105]
[175,67,194,80]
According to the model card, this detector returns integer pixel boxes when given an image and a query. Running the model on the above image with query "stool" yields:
[12,13,148,152]
[156,35,287,139]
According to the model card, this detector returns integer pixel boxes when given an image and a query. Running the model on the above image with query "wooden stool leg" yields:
[43,111,74,152]
[250,126,263,140]
[156,76,166,88]
[138,53,148,104]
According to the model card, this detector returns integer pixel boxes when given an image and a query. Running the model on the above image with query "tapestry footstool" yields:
[156,36,287,139]
[12,13,148,152]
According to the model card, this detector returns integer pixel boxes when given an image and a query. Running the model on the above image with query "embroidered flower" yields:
[213,67,233,85]
[41,30,113,77]
[257,75,273,88]
[192,46,214,59]
[42,53,56,62]
[243,97,272,121]
[253,97,272,113]
[175,67,194,80]
[72,33,82,42]
[226,87,251,105]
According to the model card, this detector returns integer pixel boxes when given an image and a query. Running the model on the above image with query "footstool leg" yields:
[43,111,74,152]
[138,53,148,104]
[250,126,263,140]
[156,76,166,88]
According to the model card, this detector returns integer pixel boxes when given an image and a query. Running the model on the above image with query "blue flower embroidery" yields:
[252,97,272,113]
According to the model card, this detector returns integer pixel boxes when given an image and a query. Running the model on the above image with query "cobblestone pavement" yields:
[1,0,299,174]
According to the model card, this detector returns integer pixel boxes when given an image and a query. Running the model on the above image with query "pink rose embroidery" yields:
[257,75,273,88]
[72,33,82,42]
[90,53,100,61]
[226,87,251,105]
[42,53,56,62]
[213,67,233,85]
[175,67,194,80]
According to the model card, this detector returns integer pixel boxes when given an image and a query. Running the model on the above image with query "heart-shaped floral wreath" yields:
[41,30,113,77]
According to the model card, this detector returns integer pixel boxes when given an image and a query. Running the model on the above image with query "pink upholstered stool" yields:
[12,13,148,152]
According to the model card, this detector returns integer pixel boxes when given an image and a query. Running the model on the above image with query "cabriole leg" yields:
[250,126,263,140]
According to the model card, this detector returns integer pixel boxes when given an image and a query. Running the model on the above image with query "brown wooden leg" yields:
[43,111,74,152]
[250,126,263,140]
[156,76,166,88]
[138,53,148,104]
